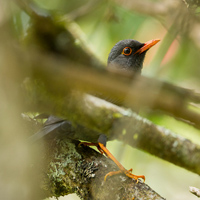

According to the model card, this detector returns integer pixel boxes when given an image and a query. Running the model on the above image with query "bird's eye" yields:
[122,47,132,56]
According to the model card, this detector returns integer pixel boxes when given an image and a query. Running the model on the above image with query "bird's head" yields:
[107,39,160,74]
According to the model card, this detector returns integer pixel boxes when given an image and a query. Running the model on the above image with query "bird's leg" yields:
[79,135,145,183]
[79,141,104,154]
[98,142,145,183]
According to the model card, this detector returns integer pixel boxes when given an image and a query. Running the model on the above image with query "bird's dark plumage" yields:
[28,116,74,143]
[107,39,146,73]
[107,39,160,74]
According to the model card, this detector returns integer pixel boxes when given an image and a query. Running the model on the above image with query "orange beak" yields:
[134,39,160,55]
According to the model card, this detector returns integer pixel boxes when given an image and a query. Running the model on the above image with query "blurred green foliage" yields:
[7,0,200,199]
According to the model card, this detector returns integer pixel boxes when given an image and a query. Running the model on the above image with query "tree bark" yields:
[38,137,165,200]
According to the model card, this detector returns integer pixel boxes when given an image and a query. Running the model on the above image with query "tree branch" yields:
[189,186,200,198]
[114,0,173,16]
[37,137,165,199]
[19,49,200,128]
[29,94,200,176]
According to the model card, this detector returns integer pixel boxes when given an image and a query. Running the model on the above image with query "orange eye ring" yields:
[122,47,132,56]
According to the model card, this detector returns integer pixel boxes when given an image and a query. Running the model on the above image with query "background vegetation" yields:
[1,0,200,199]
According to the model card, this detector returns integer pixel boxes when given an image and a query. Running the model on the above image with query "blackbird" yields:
[29,38,160,183]
[81,39,160,182]
[107,39,160,73]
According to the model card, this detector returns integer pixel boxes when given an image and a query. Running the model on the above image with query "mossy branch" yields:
[37,137,165,200]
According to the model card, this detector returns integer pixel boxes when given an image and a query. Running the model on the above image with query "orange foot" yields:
[104,168,145,183]
[79,134,145,183]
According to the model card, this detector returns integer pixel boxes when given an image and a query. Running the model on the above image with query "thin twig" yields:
[189,186,200,198]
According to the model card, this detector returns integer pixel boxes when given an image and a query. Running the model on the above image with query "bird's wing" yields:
[28,116,75,143]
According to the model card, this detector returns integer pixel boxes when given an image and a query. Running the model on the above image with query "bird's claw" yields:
[104,169,145,183]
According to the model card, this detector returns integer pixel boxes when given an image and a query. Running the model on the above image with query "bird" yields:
[80,39,160,183]
[107,39,160,74]
[29,38,160,183]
